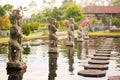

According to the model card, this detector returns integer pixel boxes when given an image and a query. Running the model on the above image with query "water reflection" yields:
[7,70,26,80]
[48,53,58,80]
[67,46,74,74]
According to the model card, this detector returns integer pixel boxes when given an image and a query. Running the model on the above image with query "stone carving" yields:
[67,18,74,46]
[7,9,26,70]
[8,25,23,62]
[77,23,84,42]
[48,18,58,53]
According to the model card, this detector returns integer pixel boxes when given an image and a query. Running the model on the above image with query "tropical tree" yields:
[3,4,13,15]
[112,0,120,5]
[18,6,27,16]
[65,4,83,21]
[0,5,6,17]
[50,7,63,20]
[0,15,12,30]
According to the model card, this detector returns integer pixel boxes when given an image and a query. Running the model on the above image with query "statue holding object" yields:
[67,18,74,46]
[48,18,58,53]
[7,9,27,70]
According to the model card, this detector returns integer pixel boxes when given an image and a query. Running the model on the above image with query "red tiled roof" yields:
[82,6,120,14]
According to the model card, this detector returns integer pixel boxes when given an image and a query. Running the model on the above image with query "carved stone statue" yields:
[7,9,26,70]
[77,23,84,42]
[48,18,58,53]
[67,18,74,46]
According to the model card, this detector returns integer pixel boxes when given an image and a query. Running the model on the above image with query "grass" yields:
[89,31,120,36]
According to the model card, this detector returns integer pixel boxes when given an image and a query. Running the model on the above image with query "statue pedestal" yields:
[48,47,58,53]
[6,61,27,70]
[66,41,74,46]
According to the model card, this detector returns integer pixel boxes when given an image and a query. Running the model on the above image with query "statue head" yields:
[49,18,56,25]
[9,9,22,26]
[69,18,74,24]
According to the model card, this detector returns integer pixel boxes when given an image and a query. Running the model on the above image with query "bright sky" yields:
[0,0,63,9]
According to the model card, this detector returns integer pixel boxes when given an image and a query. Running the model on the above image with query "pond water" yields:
[0,38,120,80]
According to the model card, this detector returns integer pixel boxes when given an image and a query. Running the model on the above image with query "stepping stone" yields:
[94,53,110,57]
[88,60,109,65]
[84,64,108,70]
[98,49,111,51]
[91,56,110,60]
[96,51,111,54]
[108,76,120,80]
[78,70,106,77]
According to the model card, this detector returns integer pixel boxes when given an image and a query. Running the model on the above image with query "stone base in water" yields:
[6,61,27,70]
[78,70,106,77]
[94,53,111,57]
[84,64,108,70]
[108,76,120,80]
[91,56,110,60]
[48,47,58,53]
[88,60,109,65]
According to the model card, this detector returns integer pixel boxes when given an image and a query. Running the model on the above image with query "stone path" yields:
[78,38,113,78]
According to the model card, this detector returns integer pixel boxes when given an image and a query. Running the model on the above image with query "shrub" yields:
[112,17,120,28]
[22,23,31,36]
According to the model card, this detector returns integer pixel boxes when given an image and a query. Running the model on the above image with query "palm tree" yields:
[3,4,13,15]
[18,6,27,17]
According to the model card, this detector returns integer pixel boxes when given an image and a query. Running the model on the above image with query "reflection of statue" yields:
[48,18,58,53]
[7,70,26,80]
[7,9,26,70]
[67,46,74,74]
[67,18,74,46]
[48,54,58,80]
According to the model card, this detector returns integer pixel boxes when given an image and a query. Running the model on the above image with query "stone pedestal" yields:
[66,41,74,46]
[48,47,58,54]
[6,61,27,70]
[77,41,83,59]
[78,70,106,77]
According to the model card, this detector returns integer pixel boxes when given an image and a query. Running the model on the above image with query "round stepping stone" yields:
[84,64,108,70]
[91,56,110,60]
[94,53,110,57]
[88,60,109,65]
[78,70,106,77]
[96,51,111,54]
[108,76,120,80]
[98,49,111,51]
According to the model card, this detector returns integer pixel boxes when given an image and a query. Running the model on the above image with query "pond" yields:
[0,38,120,80]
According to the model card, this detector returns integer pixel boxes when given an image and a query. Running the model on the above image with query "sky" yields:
[0,0,63,9]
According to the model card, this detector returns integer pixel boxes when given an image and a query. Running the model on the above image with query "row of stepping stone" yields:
[78,38,113,78]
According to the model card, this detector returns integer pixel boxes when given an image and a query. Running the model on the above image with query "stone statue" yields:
[77,22,84,42]
[48,18,58,53]
[8,25,23,62]
[7,9,26,70]
[67,18,74,46]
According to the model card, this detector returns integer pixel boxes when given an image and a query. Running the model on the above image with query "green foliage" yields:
[55,21,60,28]
[3,4,13,13]
[50,7,63,20]
[112,17,120,27]
[90,18,96,23]
[57,20,66,30]
[23,46,30,54]
[65,4,83,21]
[74,22,78,30]
[112,0,120,5]
[0,5,6,17]
[22,23,31,36]
[28,21,40,32]
[102,15,107,24]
